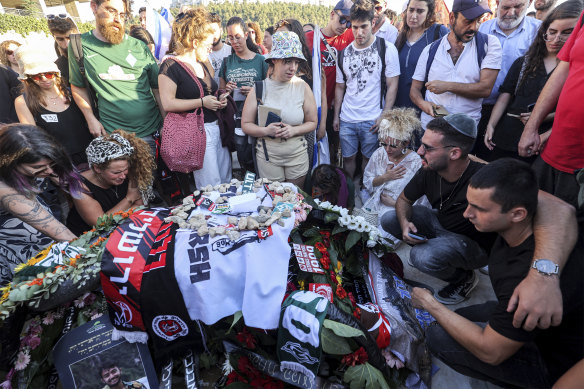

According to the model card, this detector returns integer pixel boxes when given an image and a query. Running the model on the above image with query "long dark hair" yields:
[0,124,83,197]
[518,0,583,89]
[276,18,313,78]
[312,164,348,205]
[226,17,261,54]
[21,74,71,117]
[395,0,438,50]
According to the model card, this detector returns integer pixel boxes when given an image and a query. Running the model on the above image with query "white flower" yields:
[339,208,349,217]
[348,222,359,230]
[320,201,332,209]
[14,350,30,371]
[331,205,341,213]
[364,224,372,233]
[367,240,377,248]
[354,216,366,224]
[314,198,321,205]
[355,223,366,233]
[339,215,352,226]
[222,353,234,374]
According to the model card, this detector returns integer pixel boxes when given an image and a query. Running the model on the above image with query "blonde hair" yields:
[377,108,421,143]
[0,40,21,66]
[172,8,214,56]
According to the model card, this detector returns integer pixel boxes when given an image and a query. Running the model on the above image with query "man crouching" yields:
[412,158,583,388]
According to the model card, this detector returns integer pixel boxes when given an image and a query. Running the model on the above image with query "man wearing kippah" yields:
[381,113,577,322]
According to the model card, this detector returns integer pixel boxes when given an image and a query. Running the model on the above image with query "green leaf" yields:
[302,227,321,237]
[345,230,361,252]
[324,212,339,223]
[332,223,348,235]
[227,311,242,334]
[323,319,364,338]
[321,327,353,355]
[343,362,391,389]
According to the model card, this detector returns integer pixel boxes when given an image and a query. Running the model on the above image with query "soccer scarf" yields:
[101,208,169,341]
[277,291,329,381]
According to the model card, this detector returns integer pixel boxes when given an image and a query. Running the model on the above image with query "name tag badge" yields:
[41,114,58,123]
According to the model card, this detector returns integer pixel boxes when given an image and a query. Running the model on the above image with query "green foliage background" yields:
[0,14,94,36]
[173,1,332,30]
[0,2,331,37]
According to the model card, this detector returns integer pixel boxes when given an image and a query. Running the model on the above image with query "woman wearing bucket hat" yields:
[241,31,318,187]
[14,45,92,168]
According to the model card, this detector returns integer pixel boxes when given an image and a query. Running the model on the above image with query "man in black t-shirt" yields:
[47,16,79,86]
[0,64,21,124]
[381,113,496,304]
[411,159,583,388]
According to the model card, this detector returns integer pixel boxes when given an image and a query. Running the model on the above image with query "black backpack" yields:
[338,35,387,109]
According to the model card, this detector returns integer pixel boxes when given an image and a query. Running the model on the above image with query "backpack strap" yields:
[433,24,442,42]
[253,80,269,161]
[424,38,442,83]
[70,33,100,118]
[475,31,489,69]
[254,80,264,105]
[338,47,346,83]
[376,36,387,109]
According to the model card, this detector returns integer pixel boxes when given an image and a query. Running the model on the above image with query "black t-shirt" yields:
[493,57,553,151]
[487,233,584,382]
[67,177,129,236]
[55,55,70,86]
[403,160,496,250]
[0,65,21,124]
[159,58,218,123]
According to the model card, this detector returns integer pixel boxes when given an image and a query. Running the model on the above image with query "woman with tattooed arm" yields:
[0,124,83,286]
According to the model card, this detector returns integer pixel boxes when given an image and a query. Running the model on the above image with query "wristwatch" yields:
[531,259,559,276]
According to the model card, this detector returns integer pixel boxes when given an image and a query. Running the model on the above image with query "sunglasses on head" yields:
[335,11,352,28]
[5,50,14,56]
[47,13,69,20]
[380,141,400,148]
[29,72,58,81]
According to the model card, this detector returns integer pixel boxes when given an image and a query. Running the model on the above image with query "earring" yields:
[401,148,407,155]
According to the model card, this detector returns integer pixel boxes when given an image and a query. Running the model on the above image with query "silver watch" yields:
[532,259,559,276]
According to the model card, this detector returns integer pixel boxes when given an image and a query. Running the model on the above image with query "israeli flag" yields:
[145,7,172,61]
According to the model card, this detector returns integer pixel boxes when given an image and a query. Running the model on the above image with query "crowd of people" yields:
[1,0,583,386]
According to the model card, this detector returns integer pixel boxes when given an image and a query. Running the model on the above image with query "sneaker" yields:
[434,271,478,305]
[479,265,489,275]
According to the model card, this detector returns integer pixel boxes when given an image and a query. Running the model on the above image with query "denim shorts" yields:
[339,119,378,159]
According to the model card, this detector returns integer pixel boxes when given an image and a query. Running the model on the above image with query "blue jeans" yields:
[426,302,552,388]
[339,120,378,159]
[380,206,488,284]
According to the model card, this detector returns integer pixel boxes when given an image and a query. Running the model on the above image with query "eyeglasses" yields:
[227,34,245,42]
[335,11,352,28]
[375,5,383,11]
[5,50,14,56]
[379,141,400,149]
[543,31,572,42]
[102,6,127,20]
[420,143,456,152]
[29,72,58,82]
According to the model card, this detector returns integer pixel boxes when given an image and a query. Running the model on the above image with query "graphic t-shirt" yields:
[305,28,354,108]
[541,12,584,173]
[68,32,162,137]
[336,37,400,122]
[208,43,232,85]
[218,52,268,103]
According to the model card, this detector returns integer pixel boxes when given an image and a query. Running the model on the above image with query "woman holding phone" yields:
[158,8,231,192]
[484,1,582,161]
[241,31,317,188]
[219,17,268,173]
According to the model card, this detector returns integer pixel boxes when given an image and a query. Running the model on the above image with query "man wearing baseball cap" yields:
[382,113,576,309]
[410,0,502,131]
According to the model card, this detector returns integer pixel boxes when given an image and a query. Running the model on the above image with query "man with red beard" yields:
[68,0,163,150]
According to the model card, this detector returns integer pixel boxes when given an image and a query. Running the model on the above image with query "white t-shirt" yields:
[375,18,398,45]
[336,37,400,123]
[209,43,232,84]
[412,34,502,129]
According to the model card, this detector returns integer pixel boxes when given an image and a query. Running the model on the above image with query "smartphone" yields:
[433,105,449,117]
[265,111,282,126]
[408,232,427,241]
[219,92,230,101]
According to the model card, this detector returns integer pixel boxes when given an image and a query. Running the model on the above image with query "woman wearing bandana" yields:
[66,130,155,236]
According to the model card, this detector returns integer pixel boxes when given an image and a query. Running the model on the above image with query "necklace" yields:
[45,94,62,106]
[439,161,469,210]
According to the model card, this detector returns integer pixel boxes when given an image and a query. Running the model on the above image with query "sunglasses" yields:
[29,72,58,81]
[47,13,68,20]
[5,50,14,56]
[335,11,352,28]
[375,5,383,11]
